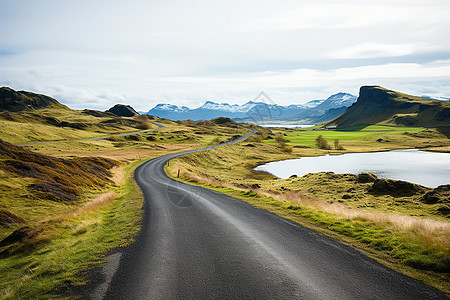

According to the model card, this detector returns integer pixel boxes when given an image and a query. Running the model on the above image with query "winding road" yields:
[92,131,446,299]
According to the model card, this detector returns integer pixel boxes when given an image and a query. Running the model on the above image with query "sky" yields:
[1,0,449,111]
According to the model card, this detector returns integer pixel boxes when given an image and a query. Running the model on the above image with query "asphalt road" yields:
[96,131,446,300]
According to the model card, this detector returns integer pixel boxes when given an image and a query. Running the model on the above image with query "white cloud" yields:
[246,2,450,31]
[329,43,419,59]
[1,0,450,110]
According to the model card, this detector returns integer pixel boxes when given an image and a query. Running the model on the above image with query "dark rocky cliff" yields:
[329,86,450,128]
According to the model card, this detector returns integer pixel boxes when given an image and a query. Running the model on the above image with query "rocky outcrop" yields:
[329,86,450,128]
[357,172,378,183]
[0,87,65,112]
[107,104,139,117]
[369,178,428,196]
[421,184,450,204]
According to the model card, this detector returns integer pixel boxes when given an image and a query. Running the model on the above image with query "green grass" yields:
[343,125,425,132]
[0,107,159,144]
[0,119,254,298]
[0,158,146,299]
[272,125,425,149]
[167,171,450,295]
[167,134,450,294]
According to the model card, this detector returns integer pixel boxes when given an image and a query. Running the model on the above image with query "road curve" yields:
[98,130,446,300]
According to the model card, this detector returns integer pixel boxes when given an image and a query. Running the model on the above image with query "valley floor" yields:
[0,121,449,297]
[168,125,450,294]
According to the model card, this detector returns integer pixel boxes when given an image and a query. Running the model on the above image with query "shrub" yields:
[135,115,153,129]
[136,121,152,130]
[334,139,345,150]
[282,145,293,153]
[210,137,221,145]
[247,134,264,143]
[316,135,330,149]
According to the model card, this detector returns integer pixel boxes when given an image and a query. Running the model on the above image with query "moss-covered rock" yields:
[420,184,450,204]
[357,172,378,183]
[370,178,427,196]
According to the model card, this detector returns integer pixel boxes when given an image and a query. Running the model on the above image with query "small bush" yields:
[135,115,153,129]
[334,139,345,150]
[247,134,263,143]
[316,135,330,149]
[282,145,293,153]
[136,121,152,130]
[209,137,222,145]
[107,135,123,142]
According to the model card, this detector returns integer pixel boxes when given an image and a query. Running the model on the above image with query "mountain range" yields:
[144,92,357,124]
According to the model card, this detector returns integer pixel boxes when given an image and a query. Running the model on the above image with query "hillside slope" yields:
[0,87,67,112]
[0,87,150,144]
[329,86,450,128]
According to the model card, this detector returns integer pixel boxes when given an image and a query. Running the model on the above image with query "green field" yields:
[343,125,425,132]
[273,125,425,148]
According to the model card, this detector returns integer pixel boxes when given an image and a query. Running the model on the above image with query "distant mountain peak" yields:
[145,92,357,124]
[154,103,189,112]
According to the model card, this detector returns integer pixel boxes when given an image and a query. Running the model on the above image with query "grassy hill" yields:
[328,86,450,129]
[0,88,253,298]
[0,87,68,112]
[0,87,156,144]
[1,86,449,297]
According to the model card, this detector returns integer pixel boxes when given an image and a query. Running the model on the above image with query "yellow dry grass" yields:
[175,165,449,255]
[275,191,450,250]
[40,192,117,224]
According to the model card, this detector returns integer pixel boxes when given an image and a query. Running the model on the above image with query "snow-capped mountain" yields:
[153,104,189,112]
[200,101,243,112]
[303,99,325,108]
[289,93,357,123]
[146,103,189,119]
[145,92,356,124]
[313,93,357,111]
[421,95,450,101]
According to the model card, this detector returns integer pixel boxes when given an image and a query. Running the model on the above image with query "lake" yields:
[254,149,450,188]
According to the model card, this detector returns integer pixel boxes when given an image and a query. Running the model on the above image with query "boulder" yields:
[421,184,450,204]
[357,172,378,183]
[370,179,426,196]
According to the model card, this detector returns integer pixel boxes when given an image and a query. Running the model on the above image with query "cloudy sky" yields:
[1,0,449,111]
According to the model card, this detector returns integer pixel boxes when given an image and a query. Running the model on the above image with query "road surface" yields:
[91,131,446,299]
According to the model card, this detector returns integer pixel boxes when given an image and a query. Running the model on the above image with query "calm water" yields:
[255,150,450,188]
